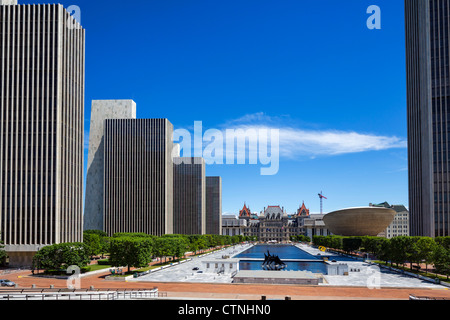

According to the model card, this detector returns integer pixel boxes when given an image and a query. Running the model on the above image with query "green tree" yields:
[83,233,102,258]
[196,237,208,254]
[32,243,90,273]
[415,237,437,274]
[84,230,111,258]
[170,237,188,260]
[186,235,201,252]
[153,237,174,264]
[59,243,91,269]
[433,245,450,280]
[189,240,199,255]
[312,235,325,247]
[32,245,58,271]
[0,233,7,265]
[435,236,450,250]
[375,237,390,264]
[109,237,153,273]
[406,236,422,271]
[84,229,108,237]
[387,236,415,268]
[327,235,343,250]
[188,236,208,255]
[361,236,382,256]
[342,237,362,254]
[113,232,155,238]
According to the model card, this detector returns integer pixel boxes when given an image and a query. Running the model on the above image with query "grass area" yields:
[373,260,450,284]
[35,263,112,276]
[108,258,189,277]
[86,263,112,272]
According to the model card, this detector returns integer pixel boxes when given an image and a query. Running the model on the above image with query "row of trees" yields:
[290,235,311,243]
[32,231,255,273]
[108,233,256,273]
[312,235,450,279]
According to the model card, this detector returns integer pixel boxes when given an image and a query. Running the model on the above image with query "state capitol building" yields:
[222,203,331,242]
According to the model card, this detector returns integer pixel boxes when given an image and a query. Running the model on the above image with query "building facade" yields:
[237,204,306,242]
[173,157,206,235]
[405,0,450,237]
[221,214,246,236]
[83,100,222,237]
[84,100,136,231]
[228,202,332,241]
[302,214,331,239]
[294,202,331,238]
[257,206,298,242]
[370,202,410,238]
[103,118,174,236]
[0,1,85,266]
[205,176,222,235]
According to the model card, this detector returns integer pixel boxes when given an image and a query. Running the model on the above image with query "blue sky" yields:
[22,0,408,215]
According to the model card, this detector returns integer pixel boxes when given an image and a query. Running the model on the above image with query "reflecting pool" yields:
[234,244,328,273]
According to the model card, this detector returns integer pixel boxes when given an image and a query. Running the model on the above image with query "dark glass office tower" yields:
[206,176,222,235]
[0,1,85,265]
[405,0,450,237]
[103,119,174,236]
[173,157,206,235]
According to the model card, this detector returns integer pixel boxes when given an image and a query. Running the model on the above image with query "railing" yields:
[0,288,161,301]
[0,291,117,300]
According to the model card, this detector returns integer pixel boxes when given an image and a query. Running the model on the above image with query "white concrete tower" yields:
[84,100,136,231]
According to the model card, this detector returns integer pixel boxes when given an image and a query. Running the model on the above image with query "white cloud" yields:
[220,113,407,159]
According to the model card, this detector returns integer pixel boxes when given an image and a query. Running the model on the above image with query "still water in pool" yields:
[234,244,318,260]
[234,244,328,273]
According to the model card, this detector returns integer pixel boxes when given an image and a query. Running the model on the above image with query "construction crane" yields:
[318,191,327,214]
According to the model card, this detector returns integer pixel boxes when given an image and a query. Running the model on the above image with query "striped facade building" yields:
[103,118,174,236]
[405,0,450,237]
[85,100,222,237]
[206,176,222,235]
[173,157,206,235]
[0,1,85,266]
[84,100,136,231]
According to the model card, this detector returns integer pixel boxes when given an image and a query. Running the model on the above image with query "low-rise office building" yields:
[370,202,410,238]
[222,215,247,236]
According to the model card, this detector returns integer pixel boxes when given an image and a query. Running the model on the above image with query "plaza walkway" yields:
[1,243,450,300]
[2,268,450,300]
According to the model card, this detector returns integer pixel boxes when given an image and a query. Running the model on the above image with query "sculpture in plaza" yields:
[262,250,286,270]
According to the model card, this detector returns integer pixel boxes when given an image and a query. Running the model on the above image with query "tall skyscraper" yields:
[84,100,136,231]
[206,176,222,235]
[103,118,174,236]
[405,0,450,237]
[0,1,85,265]
[173,157,206,235]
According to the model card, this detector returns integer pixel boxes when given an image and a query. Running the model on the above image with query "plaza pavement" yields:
[296,244,447,289]
[130,242,448,290]
[127,243,253,284]
[1,243,450,300]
